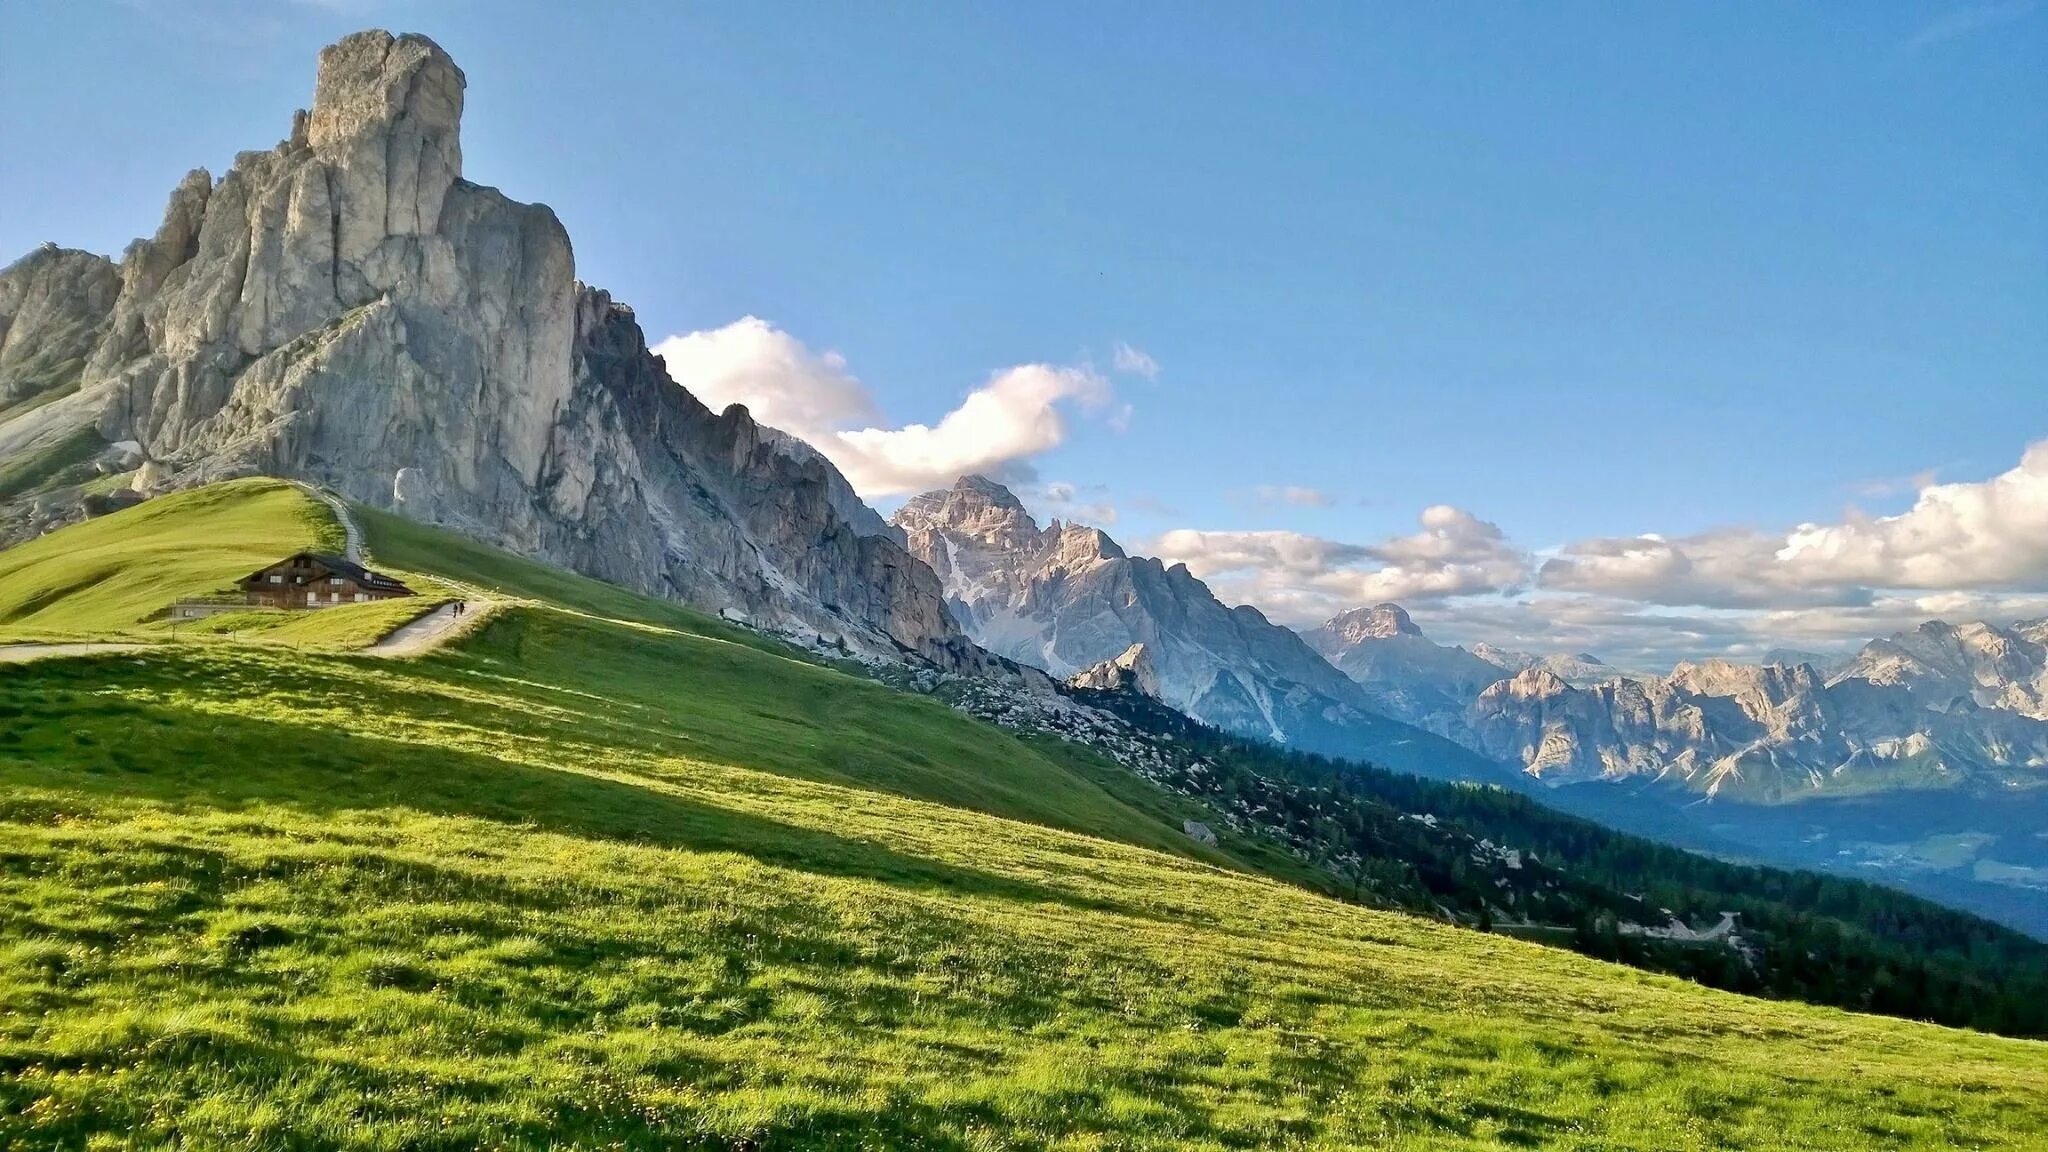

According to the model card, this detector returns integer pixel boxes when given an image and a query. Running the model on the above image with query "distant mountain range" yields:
[892,476,1510,784]
[886,477,2045,934]
[1306,604,2048,801]
[1303,602,2048,934]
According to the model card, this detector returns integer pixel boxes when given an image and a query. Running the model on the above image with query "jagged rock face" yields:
[1304,603,2048,803]
[1068,643,1163,700]
[1301,605,1511,739]
[893,477,1508,780]
[1470,643,1615,688]
[1832,620,2048,720]
[0,29,974,667]
[0,246,121,406]
[896,475,1128,666]
[1318,603,1424,642]
[1465,634,2048,801]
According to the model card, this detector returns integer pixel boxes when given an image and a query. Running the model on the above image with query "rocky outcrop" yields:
[1299,600,2048,805]
[1464,637,2048,802]
[1301,604,1512,738]
[0,245,121,407]
[1832,620,2048,721]
[0,30,976,666]
[1469,643,1616,688]
[895,476,1516,783]
[1316,602,1426,643]
[1068,643,1163,699]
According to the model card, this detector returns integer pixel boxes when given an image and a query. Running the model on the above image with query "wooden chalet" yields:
[239,552,415,609]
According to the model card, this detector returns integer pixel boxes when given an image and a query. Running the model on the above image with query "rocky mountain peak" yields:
[1668,658,1822,701]
[1324,602,1425,643]
[1468,642,1532,671]
[310,31,463,156]
[888,476,1484,772]
[0,28,983,671]
[0,244,121,406]
[952,473,1026,510]
[1067,643,1163,700]
[1053,521,1126,562]
[306,31,468,267]
[1506,667,1573,698]
[894,475,1038,542]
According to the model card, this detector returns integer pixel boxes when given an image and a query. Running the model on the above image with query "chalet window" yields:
[354,593,368,603]
[330,577,343,586]
[269,574,283,583]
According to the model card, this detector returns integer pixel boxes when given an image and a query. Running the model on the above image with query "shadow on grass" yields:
[0,680,1139,921]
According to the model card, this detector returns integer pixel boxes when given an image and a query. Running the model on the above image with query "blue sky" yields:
[4,1,2044,664]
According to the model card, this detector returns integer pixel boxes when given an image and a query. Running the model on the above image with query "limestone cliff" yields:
[0,30,973,666]
[1464,640,2048,801]
[0,245,122,407]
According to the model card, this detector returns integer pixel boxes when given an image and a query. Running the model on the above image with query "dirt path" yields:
[0,642,148,665]
[292,481,497,658]
[294,482,365,562]
[362,600,492,658]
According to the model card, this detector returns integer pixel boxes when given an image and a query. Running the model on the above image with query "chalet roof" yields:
[241,551,413,593]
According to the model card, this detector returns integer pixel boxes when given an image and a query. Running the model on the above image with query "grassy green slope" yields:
[0,479,446,649]
[0,479,338,636]
[1,483,2045,1149]
[354,501,776,647]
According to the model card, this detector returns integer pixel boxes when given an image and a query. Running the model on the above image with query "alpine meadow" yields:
[3,9,2045,1151]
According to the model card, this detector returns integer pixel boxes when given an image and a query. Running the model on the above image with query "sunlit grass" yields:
[2,482,2045,1148]
[0,479,456,651]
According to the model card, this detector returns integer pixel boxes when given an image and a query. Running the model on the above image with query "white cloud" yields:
[1034,481,1118,526]
[1144,441,2048,667]
[1247,485,1336,509]
[1776,442,2048,589]
[1111,342,1160,380]
[653,318,1113,498]
[1541,441,2048,607]
[1150,505,1530,622]
[653,317,879,436]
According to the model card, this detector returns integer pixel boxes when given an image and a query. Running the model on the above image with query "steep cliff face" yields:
[0,30,973,666]
[1067,643,1163,699]
[0,245,122,407]
[894,476,1517,782]
[1300,603,1510,738]
[1833,620,2048,720]
[1464,643,2048,801]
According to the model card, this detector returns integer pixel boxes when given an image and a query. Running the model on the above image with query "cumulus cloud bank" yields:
[630,326,2048,667]
[1153,440,2048,667]
[1152,506,1530,621]
[653,318,1111,498]
[1542,441,2048,606]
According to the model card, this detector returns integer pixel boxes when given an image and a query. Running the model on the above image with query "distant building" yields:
[239,552,414,609]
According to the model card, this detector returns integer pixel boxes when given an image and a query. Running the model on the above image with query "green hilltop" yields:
[1,480,2045,1149]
